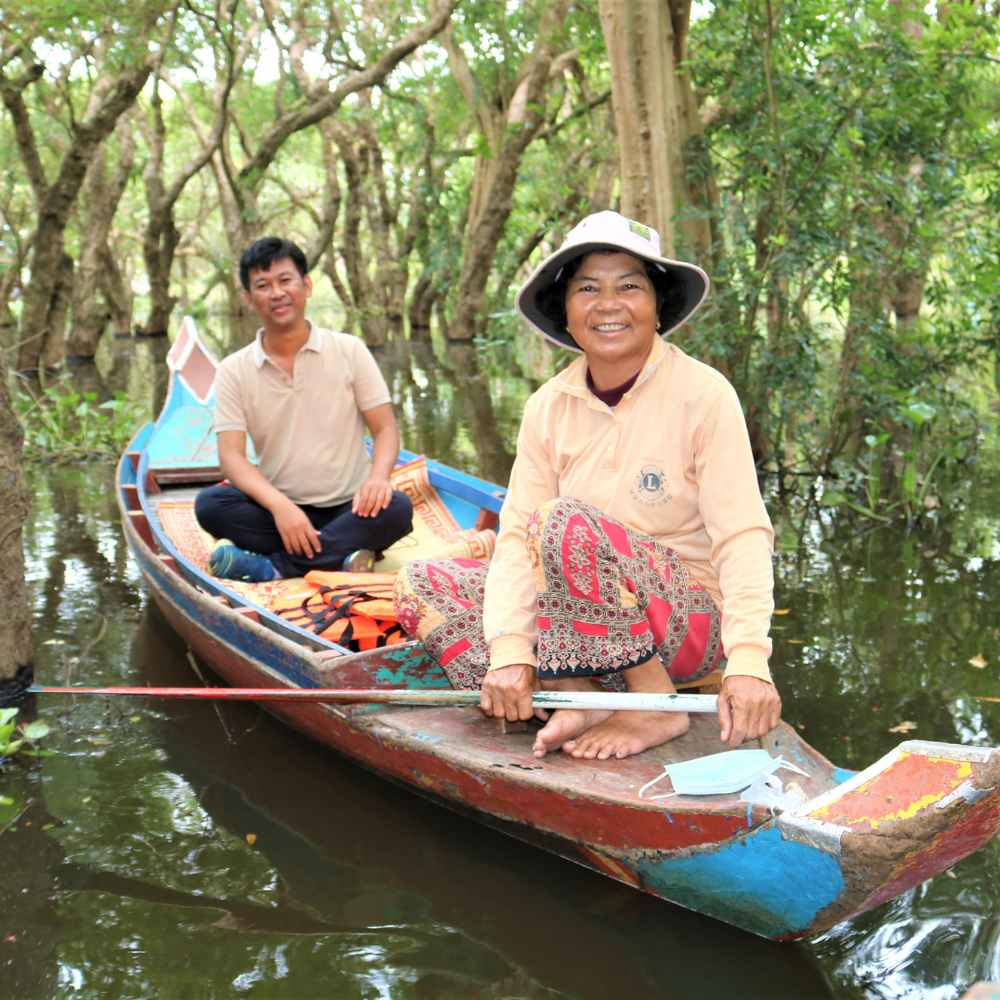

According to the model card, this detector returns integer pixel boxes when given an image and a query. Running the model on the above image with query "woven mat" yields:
[155,456,496,606]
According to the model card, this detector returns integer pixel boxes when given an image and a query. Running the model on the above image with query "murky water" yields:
[2,352,999,999]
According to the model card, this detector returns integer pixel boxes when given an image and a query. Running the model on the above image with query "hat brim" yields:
[516,241,710,352]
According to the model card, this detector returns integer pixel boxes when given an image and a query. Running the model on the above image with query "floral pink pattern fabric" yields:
[394,498,722,690]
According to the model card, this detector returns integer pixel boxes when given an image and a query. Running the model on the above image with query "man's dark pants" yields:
[194,484,413,577]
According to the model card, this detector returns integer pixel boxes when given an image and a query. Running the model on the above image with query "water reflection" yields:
[770,492,1000,771]
[132,600,837,999]
[0,764,65,999]
[381,341,520,485]
[4,383,1000,996]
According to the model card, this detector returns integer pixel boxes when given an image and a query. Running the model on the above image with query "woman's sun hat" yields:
[515,210,710,352]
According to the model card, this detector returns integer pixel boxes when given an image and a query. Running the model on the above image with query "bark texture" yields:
[1,56,152,377]
[321,102,438,346]
[140,13,245,339]
[67,127,137,372]
[445,1,572,341]
[0,351,32,687]
[597,0,711,257]
[200,0,459,345]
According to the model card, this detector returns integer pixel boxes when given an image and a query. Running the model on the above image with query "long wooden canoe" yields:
[115,317,1000,941]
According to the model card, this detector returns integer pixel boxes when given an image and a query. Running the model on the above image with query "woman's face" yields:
[563,251,658,383]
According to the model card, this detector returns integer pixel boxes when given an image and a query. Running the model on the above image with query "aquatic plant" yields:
[12,382,144,463]
[0,707,50,763]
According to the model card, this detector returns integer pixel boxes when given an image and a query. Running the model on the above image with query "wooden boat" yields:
[116,317,1000,941]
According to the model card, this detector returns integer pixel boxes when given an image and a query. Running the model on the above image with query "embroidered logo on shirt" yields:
[631,465,672,505]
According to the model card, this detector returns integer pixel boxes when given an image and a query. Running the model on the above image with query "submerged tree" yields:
[186,0,460,344]
[0,4,172,382]
[598,0,712,261]
[0,345,32,699]
[0,0,995,525]
[685,0,999,514]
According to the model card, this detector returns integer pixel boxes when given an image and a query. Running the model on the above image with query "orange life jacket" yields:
[272,572,406,652]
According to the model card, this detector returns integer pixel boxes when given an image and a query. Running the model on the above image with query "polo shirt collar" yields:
[251,322,321,368]
[553,336,670,401]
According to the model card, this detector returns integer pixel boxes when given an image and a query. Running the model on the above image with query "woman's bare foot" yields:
[532,677,609,758]
[562,710,689,760]
[561,657,689,760]
[532,707,612,758]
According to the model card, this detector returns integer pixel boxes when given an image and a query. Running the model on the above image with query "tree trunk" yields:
[408,272,438,343]
[226,282,259,350]
[599,0,682,248]
[100,244,134,336]
[331,130,380,343]
[0,348,33,697]
[141,44,240,339]
[39,252,75,376]
[104,333,136,397]
[0,303,17,355]
[327,120,412,348]
[4,60,152,377]
[445,2,572,342]
[142,209,181,337]
[447,344,515,482]
[826,248,887,465]
[0,230,27,354]
[597,0,710,258]
[197,2,458,347]
[67,128,136,369]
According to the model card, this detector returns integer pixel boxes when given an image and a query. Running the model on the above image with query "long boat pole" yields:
[28,686,718,713]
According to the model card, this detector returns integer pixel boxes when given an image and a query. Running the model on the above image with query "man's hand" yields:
[273,498,321,557]
[481,663,537,722]
[718,674,781,747]
[352,476,393,517]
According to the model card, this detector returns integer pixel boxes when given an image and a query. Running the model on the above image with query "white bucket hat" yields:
[515,210,710,352]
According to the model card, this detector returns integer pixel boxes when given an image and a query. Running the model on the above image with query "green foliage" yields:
[12,380,145,463]
[686,0,999,522]
[0,707,49,762]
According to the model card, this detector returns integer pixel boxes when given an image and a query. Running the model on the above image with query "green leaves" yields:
[686,0,998,523]
[0,708,20,754]
[12,383,146,463]
[0,708,50,760]
[901,401,936,427]
[20,721,51,742]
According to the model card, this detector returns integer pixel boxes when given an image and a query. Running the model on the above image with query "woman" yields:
[395,211,780,760]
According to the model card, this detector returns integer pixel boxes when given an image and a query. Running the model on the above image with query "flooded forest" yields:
[1,2,999,998]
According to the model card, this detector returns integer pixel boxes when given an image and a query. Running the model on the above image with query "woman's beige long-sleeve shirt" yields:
[483,338,775,682]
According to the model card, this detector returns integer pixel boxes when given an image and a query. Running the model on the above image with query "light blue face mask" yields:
[638,750,809,803]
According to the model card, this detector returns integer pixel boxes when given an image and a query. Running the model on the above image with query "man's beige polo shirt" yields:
[213,325,391,507]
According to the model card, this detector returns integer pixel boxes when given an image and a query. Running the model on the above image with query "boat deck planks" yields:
[356,706,839,814]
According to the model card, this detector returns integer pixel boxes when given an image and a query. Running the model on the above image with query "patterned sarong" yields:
[394,498,723,690]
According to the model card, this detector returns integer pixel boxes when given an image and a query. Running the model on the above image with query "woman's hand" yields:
[718,675,781,747]
[481,663,537,722]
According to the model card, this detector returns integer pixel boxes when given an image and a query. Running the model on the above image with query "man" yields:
[194,237,413,582]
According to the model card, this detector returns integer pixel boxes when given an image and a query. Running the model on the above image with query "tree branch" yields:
[238,0,460,187]
[0,62,47,199]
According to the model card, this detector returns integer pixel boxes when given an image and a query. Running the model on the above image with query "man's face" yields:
[243,257,312,331]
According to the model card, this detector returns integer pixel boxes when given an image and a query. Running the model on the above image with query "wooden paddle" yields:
[28,685,718,713]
